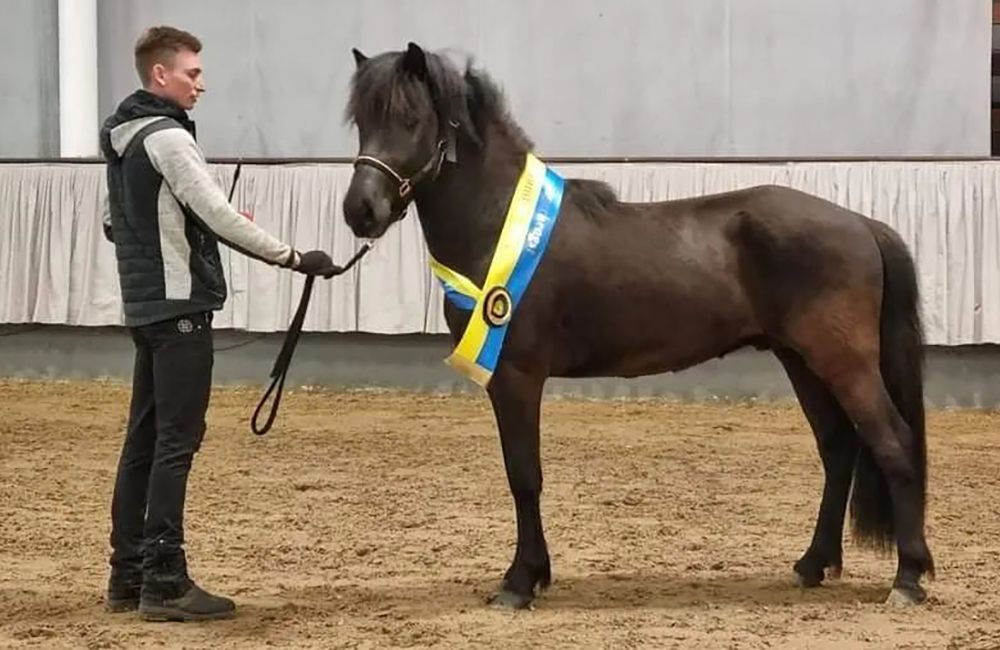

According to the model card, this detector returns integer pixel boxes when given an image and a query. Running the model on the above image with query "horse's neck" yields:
[414,143,525,287]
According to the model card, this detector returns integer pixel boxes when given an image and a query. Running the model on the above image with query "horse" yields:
[340,42,934,609]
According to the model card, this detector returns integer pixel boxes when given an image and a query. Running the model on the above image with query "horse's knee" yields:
[509,465,542,493]
[500,445,543,494]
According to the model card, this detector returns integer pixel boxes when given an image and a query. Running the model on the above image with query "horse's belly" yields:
[552,293,761,379]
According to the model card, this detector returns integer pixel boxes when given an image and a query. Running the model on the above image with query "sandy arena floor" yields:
[1,378,999,649]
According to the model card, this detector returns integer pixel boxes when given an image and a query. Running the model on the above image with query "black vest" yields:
[100,91,226,327]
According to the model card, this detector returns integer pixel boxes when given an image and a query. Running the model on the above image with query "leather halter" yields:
[352,121,457,218]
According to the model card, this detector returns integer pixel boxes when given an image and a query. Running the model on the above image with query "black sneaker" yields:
[105,569,142,613]
[139,574,236,622]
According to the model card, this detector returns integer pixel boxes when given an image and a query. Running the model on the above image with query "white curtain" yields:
[1,160,998,345]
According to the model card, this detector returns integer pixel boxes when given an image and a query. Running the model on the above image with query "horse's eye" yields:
[404,116,419,131]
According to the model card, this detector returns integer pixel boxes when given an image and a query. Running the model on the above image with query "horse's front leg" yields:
[486,363,549,609]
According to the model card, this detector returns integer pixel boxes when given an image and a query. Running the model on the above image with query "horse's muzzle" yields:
[343,174,397,239]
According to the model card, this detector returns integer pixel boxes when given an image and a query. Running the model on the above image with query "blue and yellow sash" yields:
[430,153,564,387]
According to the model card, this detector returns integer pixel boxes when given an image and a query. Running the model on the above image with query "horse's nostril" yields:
[359,204,375,227]
[344,178,389,236]
[345,199,378,236]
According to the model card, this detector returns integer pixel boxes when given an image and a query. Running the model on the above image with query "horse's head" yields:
[342,43,461,239]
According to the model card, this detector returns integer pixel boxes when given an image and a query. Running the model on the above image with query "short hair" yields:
[134,26,202,86]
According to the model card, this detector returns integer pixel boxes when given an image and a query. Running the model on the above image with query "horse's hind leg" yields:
[775,348,859,588]
[797,345,933,605]
[486,363,550,609]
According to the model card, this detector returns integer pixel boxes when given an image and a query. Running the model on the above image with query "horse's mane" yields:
[346,45,622,216]
[565,178,622,218]
[346,47,533,154]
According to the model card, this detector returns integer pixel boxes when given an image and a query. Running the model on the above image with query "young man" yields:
[99,25,338,622]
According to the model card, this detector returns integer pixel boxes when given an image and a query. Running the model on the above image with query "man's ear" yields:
[149,62,167,87]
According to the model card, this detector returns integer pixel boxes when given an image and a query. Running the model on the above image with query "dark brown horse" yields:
[341,43,934,609]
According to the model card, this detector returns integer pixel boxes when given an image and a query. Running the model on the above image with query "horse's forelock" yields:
[346,48,531,152]
[346,53,428,127]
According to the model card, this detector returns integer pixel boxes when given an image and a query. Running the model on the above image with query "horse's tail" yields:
[849,219,928,552]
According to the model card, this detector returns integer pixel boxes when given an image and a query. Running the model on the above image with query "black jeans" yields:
[109,312,214,574]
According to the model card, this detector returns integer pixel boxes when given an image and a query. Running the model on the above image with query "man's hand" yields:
[294,250,344,278]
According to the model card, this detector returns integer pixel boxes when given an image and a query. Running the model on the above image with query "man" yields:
[99,25,338,622]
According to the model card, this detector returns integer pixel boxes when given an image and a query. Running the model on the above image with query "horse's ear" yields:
[402,42,428,79]
[352,48,368,68]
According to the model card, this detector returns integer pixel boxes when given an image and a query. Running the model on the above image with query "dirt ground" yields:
[1,379,999,649]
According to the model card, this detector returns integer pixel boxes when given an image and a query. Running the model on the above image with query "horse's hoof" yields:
[488,589,534,610]
[792,571,823,588]
[887,585,926,607]
[793,563,842,588]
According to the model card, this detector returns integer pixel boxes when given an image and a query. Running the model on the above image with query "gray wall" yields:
[1,326,998,408]
[0,0,59,157]
[0,0,991,158]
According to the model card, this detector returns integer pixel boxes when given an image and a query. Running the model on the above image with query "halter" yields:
[351,120,458,218]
